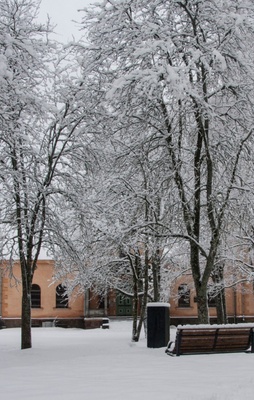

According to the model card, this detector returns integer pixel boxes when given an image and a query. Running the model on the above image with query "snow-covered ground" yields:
[1,320,254,400]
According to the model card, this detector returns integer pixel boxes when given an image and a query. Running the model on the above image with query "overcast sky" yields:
[39,0,96,42]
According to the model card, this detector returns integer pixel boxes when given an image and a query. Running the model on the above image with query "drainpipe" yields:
[233,284,237,324]
[84,288,89,317]
[241,282,245,322]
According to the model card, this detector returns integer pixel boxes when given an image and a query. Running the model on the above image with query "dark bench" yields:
[166,324,254,356]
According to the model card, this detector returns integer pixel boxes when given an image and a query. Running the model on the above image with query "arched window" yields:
[178,284,190,308]
[31,284,41,308]
[56,284,69,308]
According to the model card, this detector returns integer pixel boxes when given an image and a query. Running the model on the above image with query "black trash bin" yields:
[147,303,170,348]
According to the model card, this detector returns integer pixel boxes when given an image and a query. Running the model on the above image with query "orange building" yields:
[1,260,254,328]
[0,259,129,328]
[0,260,85,328]
[170,274,254,325]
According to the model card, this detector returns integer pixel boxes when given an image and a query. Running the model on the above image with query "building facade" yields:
[1,259,254,328]
[170,275,254,325]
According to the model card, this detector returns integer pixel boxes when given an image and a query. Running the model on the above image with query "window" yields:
[208,292,217,307]
[56,284,69,308]
[178,284,190,307]
[98,294,109,309]
[31,284,41,308]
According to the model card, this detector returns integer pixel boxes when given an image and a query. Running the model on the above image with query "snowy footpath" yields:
[0,320,254,400]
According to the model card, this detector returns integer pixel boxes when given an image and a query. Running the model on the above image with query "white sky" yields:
[39,0,96,42]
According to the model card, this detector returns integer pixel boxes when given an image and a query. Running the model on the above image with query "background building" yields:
[1,260,254,328]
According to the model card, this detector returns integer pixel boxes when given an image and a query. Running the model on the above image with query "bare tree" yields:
[75,0,254,323]
[0,0,90,349]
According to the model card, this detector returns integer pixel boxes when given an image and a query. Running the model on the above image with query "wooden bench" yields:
[166,324,254,356]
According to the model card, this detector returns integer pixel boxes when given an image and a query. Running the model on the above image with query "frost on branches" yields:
[67,0,254,326]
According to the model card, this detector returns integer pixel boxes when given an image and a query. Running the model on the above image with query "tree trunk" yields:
[196,286,209,324]
[20,257,33,350]
[135,249,150,340]
[21,287,32,349]
[152,248,161,302]
[131,271,139,342]
[212,264,227,324]
[136,295,147,340]
[190,243,210,324]
[215,290,227,324]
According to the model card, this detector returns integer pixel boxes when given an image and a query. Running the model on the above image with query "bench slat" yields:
[167,325,254,356]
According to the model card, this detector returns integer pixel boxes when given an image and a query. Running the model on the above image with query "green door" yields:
[116,294,132,316]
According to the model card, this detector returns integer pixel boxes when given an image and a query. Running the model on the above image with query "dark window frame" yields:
[31,284,41,308]
[56,284,69,308]
[208,292,217,307]
[178,284,191,308]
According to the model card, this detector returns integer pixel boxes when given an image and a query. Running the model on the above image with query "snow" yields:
[177,323,254,329]
[147,302,170,307]
[1,320,254,400]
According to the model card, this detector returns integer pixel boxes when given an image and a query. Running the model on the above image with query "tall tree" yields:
[76,0,254,323]
[51,122,177,340]
[0,0,88,348]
